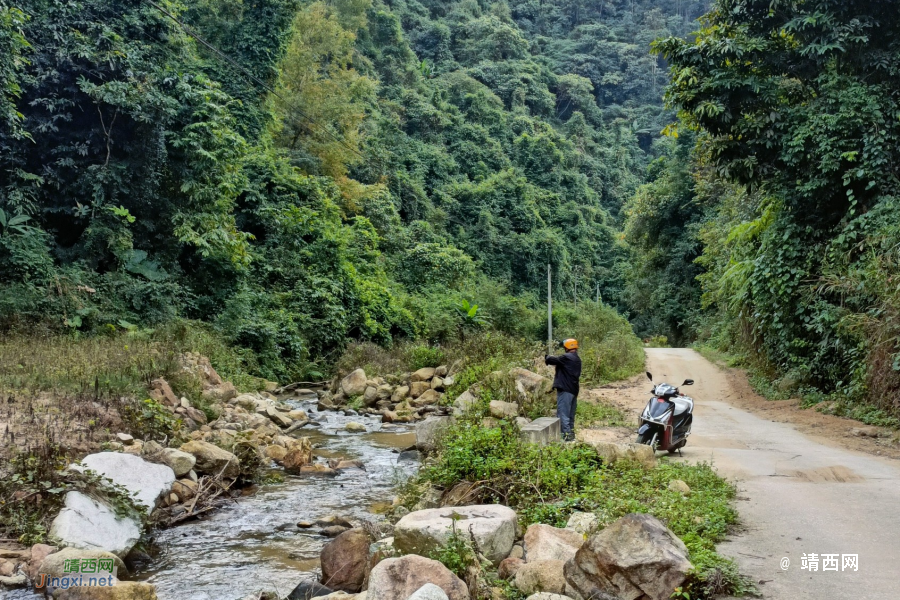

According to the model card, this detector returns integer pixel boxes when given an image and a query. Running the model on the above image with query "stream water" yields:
[6,399,418,600]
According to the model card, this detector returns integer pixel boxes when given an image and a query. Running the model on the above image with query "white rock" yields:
[346,422,367,432]
[74,452,175,510]
[394,505,517,565]
[453,390,477,414]
[525,594,574,600]
[565,512,599,535]
[408,583,449,600]
[49,491,141,556]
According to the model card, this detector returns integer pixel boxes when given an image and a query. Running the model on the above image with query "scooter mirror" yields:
[682,379,694,386]
[646,372,653,381]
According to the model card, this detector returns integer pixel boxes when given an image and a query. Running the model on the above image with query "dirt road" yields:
[588,348,900,600]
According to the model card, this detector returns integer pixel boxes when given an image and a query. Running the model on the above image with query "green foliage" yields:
[629,0,900,422]
[427,519,481,579]
[0,0,696,384]
[405,344,446,371]
[122,398,184,443]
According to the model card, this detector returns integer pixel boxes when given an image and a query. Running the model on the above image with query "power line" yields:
[141,0,374,166]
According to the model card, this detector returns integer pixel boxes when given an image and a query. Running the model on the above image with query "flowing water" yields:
[6,399,418,600]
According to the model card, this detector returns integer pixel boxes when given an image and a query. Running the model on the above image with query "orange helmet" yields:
[563,338,579,351]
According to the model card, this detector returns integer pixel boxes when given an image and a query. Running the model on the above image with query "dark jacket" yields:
[545,351,582,396]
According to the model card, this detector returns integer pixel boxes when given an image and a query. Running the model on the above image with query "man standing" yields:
[545,338,582,442]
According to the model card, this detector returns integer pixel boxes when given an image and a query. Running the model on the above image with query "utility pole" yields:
[596,282,600,304]
[547,264,553,355]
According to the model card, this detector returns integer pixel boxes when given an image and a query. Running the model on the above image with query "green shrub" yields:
[405,344,446,370]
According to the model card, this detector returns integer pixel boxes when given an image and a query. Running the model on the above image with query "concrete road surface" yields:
[638,348,900,599]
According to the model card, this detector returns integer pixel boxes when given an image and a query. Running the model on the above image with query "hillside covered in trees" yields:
[0,0,706,379]
[626,0,900,424]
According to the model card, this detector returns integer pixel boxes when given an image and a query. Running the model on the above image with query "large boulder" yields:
[489,401,519,420]
[411,389,442,407]
[409,382,430,399]
[341,369,368,397]
[453,390,477,414]
[515,560,567,595]
[367,555,467,600]
[49,492,141,557]
[320,529,370,593]
[38,547,127,583]
[564,514,693,600]
[54,582,158,599]
[524,524,584,563]
[157,449,196,478]
[591,442,656,469]
[179,441,240,478]
[415,417,453,453]
[288,580,333,600]
[410,368,436,382]
[394,505,516,565]
[74,453,175,510]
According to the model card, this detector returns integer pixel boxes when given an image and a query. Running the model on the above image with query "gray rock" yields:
[489,400,519,419]
[179,440,241,478]
[38,547,127,581]
[515,560,567,595]
[410,368,436,382]
[74,453,175,510]
[367,555,467,600]
[415,416,454,453]
[524,524,584,563]
[394,505,517,565]
[525,594,574,600]
[564,513,692,600]
[408,583,449,600]
[341,369,368,397]
[49,492,141,556]
[397,450,421,462]
[289,580,334,600]
[565,513,599,536]
[520,418,561,446]
[159,448,196,477]
[453,390,477,414]
[0,573,27,587]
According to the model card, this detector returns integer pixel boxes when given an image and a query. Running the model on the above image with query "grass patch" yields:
[576,399,632,428]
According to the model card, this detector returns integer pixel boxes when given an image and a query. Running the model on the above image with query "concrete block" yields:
[520,417,560,445]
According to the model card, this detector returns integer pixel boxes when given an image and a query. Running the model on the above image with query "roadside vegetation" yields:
[623,1,900,428]
[399,376,749,599]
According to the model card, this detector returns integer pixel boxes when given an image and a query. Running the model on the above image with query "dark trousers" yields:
[556,390,577,441]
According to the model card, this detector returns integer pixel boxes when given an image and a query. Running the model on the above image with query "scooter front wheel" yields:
[636,431,657,447]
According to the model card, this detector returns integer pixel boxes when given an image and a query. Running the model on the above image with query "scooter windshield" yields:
[648,398,672,419]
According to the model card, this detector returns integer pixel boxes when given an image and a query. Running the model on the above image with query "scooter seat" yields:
[672,397,693,416]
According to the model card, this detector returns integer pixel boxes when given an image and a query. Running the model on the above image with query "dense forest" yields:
[0,0,706,380]
[4,0,898,423]
[628,0,900,423]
